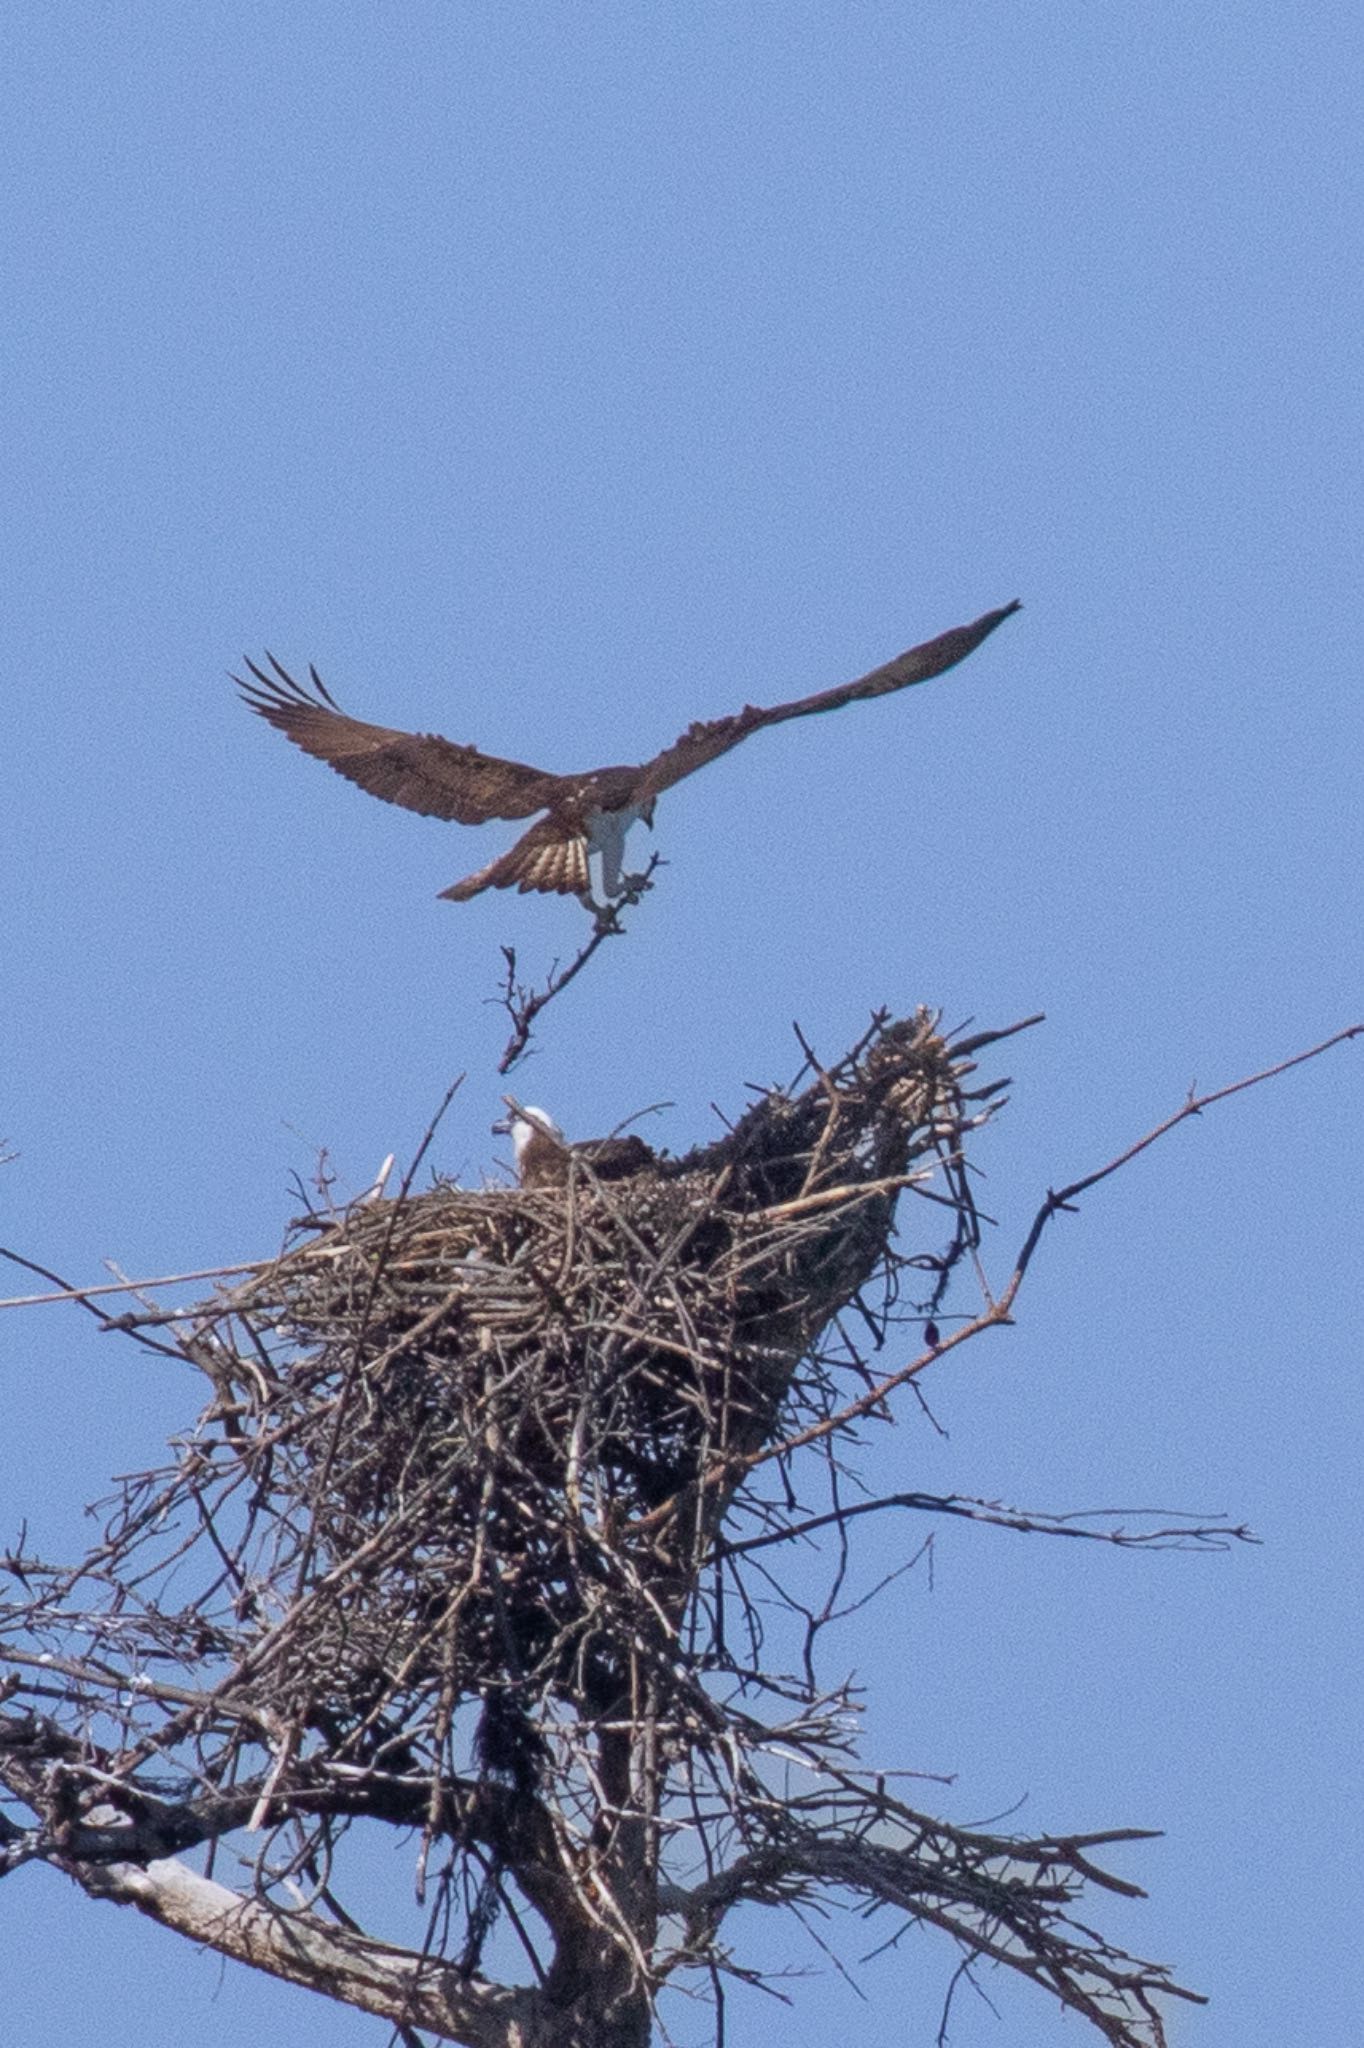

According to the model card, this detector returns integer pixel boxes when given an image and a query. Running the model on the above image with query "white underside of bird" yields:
[582,802,653,911]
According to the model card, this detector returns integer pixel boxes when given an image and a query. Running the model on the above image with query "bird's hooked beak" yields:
[493,1101,564,1142]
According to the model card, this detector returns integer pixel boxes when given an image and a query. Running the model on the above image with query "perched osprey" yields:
[237,601,1018,912]
[494,1105,656,1189]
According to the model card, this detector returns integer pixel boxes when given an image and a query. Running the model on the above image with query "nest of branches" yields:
[2,1006,1208,2047]
[5,1012,992,1851]
[170,1008,987,1751]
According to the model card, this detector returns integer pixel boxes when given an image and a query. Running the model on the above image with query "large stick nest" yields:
[169,1008,997,1753]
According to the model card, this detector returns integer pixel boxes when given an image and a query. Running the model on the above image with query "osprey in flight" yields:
[237,601,1018,911]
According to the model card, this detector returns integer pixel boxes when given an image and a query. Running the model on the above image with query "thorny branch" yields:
[1,1012,1357,2048]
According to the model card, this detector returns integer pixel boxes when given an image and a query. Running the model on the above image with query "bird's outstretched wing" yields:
[235,656,568,824]
[634,601,1020,800]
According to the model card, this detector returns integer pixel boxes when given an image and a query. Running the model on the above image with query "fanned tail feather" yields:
[439,823,590,902]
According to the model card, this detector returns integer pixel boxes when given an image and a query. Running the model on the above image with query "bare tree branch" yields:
[71,1855,546,2048]
[996,1022,1363,1309]
[695,1020,1363,1487]
[717,1493,1257,1557]
[495,856,664,1073]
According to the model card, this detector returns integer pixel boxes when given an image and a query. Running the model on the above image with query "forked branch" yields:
[495,856,663,1071]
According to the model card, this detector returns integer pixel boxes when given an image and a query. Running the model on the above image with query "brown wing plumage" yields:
[235,656,567,824]
[634,601,1020,801]
[239,602,1017,905]
[438,814,591,901]
[576,1133,656,1179]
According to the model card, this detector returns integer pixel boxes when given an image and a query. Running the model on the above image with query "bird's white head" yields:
[493,1105,567,1174]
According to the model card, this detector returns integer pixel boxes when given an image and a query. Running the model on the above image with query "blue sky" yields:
[3,6,1361,2044]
